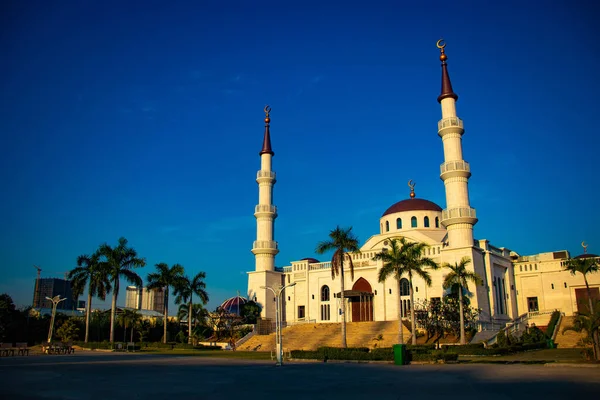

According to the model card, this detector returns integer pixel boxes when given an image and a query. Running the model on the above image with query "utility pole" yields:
[46,295,66,343]
[261,282,296,366]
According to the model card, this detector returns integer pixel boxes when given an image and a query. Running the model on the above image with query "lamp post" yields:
[261,282,296,366]
[46,295,66,343]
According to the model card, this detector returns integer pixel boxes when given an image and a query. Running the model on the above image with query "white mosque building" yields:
[247,42,599,329]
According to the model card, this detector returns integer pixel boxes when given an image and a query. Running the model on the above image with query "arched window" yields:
[411,216,417,228]
[396,218,402,229]
[385,221,389,232]
[321,285,330,302]
[424,216,430,228]
[400,278,410,296]
[435,217,439,228]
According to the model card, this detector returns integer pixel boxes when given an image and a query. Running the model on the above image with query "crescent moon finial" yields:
[408,180,415,198]
[582,241,588,253]
[264,105,271,117]
[436,39,446,49]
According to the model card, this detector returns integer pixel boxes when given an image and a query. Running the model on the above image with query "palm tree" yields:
[372,238,412,344]
[375,237,438,345]
[68,252,111,343]
[442,257,482,345]
[174,272,209,344]
[562,301,600,361]
[178,304,208,336]
[564,255,599,360]
[98,237,146,343]
[315,226,360,348]
[118,309,141,343]
[147,263,185,343]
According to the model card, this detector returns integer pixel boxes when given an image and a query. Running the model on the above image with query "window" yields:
[435,217,439,228]
[321,285,330,301]
[535,264,538,270]
[564,282,567,288]
[389,289,392,294]
[321,304,330,321]
[551,283,554,290]
[400,278,409,296]
[385,221,389,232]
[424,216,430,228]
[312,294,314,300]
[396,218,402,229]
[298,306,305,320]
[519,266,522,272]
[411,216,417,228]
[527,297,539,312]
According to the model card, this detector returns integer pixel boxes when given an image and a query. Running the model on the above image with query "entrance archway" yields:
[350,278,374,322]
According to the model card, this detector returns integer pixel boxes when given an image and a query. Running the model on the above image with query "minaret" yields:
[248,106,281,321]
[251,105,279,270]
[436,40,478,248]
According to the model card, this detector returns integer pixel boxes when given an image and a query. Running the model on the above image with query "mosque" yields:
[247,42,599,330]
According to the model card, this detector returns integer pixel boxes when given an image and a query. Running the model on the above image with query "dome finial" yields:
[582,241,588,254]
[264,105,271,124]
[436,39,447,63]
[408,180,416,198]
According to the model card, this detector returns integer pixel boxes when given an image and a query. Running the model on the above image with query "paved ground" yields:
[1,352,598,399]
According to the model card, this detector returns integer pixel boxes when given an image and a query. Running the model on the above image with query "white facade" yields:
[247,43,598,327]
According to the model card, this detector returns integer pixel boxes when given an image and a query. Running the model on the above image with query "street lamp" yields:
[261,282,296,366]
[46,295,66,343]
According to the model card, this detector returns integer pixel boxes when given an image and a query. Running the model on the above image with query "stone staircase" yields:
[554,316,587,348]
[237,321,411,352]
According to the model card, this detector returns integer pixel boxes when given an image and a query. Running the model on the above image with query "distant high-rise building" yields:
[32,278,76,310]
[125,286,165,314]
[125,286,142,309]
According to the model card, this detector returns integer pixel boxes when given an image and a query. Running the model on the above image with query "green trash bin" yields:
[393,344,406,365]
[547,339,555,349]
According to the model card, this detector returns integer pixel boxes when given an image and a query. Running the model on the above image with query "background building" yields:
[32,278,76,310]
[125,286,165,314]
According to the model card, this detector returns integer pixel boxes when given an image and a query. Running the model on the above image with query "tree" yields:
[375,237,438,345]
[56,319,79,343]
[372,237,413,344]
[563,301,600,361]
[0,294,17,342]
[68,252,111,343]
[98,237,145,343]
[442,257,483,344]
[118,309,141,343]
[564,255,599,359]
[315,226,360,348]
[174,271,209,344]
[147,263,184,343]
[240,300,262,324]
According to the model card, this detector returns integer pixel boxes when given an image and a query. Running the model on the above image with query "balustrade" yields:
[437,117,463,131]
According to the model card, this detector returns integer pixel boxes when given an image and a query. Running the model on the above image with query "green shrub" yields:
[496,330,508,347]
[545,311,561,339]
[370,347,393,361]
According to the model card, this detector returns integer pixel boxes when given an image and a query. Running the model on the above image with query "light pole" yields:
[46,295,66,343]
[261,282,296,366]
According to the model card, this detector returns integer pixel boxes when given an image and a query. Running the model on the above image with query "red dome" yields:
[301,257,320,263]
[220,296,248,315]
[382,198,442,217]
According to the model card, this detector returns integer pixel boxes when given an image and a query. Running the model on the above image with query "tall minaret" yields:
[248,106,281,320]
[251,105,279,269]
[436,40,478,248]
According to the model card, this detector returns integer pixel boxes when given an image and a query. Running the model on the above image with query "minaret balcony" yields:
[252,240,279,250]
[437,117,464,136]
[257,170,276,180]
[440,160,471,180]
[441,206,478,226]
[255,204,278,215]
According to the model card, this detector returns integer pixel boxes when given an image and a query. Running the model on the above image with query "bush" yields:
[545,311,561,339]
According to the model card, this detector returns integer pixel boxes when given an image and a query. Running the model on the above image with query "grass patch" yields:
[459,348,590,363]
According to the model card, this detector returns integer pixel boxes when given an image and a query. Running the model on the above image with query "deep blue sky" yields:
[1,1,598,312]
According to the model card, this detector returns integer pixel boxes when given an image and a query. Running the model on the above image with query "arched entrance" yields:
[350,278,374,322]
